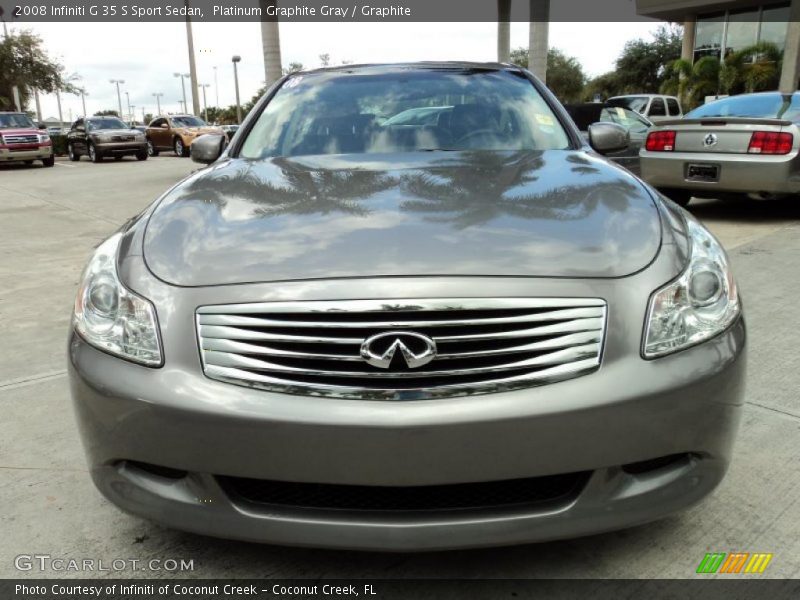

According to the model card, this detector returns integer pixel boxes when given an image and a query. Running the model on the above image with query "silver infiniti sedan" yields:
[640,91,800,206]
[69,63,746,551]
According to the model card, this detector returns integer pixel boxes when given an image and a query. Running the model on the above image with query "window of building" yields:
[694,14,725,61]
[760,5,790,51]
[694,4,790,63]
[725,10,759,56]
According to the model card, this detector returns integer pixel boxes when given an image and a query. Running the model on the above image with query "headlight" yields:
[643,214,740,358]
[38,133,50,143]
[72,233,162,366]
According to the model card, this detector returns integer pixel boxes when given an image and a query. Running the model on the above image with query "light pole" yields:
[199,83,210,122]
[125,91,132,122]
[109,79,125,118]
[174,73,189,113]
[213,66,219,106]
[129,105,136,126]
[178,99,185,113]
[232,55,242,124]
[184,0,200,116]
[152,92,163,116]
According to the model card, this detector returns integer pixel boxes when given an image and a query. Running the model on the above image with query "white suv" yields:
[608,94,683,122]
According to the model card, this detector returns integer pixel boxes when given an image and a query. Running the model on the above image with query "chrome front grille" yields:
[3,134,38,144]
[197,298,607,400]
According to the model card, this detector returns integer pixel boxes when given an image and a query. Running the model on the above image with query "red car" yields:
[0,112,54,167]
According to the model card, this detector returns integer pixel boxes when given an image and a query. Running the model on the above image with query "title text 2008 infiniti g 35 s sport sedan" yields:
[68,63,746,551]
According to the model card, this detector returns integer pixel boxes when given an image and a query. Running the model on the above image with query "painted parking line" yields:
[55,162,76,168]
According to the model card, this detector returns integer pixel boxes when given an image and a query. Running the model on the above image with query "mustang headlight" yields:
[72,233,162,366]
[643,215,740,358]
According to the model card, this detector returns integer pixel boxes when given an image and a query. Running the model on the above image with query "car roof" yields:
[291,61,521,76]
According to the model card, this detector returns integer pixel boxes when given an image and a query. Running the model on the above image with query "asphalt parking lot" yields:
[1,155,799,580]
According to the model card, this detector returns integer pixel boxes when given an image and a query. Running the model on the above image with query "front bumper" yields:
[69,312,745,550]
[640,150,800,195]
[95,141,147,155]
[0,145,53,161]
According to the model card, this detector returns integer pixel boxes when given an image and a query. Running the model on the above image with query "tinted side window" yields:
[666,98,680,115]
[649,98,666,116]
[150,118,166,128]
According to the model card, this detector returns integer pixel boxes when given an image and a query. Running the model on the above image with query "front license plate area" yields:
[686,163,719,182]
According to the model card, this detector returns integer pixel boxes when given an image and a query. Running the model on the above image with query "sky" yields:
[15,20,662,123]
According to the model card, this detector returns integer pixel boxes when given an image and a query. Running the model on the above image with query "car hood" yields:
[89,129,140,135]
[182,127,221,135]
[1,128,41,137]
[143,150,661,286]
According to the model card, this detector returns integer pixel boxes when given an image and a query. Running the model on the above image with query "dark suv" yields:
[66,116,148,163]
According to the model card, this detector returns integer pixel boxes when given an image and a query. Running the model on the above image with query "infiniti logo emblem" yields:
[360,331,437,369]
[703,133,718,147]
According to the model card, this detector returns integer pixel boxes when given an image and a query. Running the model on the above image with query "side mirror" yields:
[160,123,169,129]
[191,134,226,164]
[587,122,629,154]
[38,123,47,130]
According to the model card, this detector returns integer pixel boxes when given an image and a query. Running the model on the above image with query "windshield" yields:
[240,69,570,159]
[685,94,800,120]
[0,113,36,129]
[87,118,128,131]
[608,96,650,114]
[600,106,651,134]
[172,116,206,127]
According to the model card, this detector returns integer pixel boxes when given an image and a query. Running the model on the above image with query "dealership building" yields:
[494,1,799,92]
[636,0,800,92]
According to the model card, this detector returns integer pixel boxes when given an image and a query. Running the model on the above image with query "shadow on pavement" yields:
[688,196,800,224]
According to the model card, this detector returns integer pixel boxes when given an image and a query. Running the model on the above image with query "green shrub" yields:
[50,134,67,156]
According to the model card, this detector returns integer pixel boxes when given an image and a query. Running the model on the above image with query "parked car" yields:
[640,91,800,206]
[608,94,683,123]
[66,116,148,163]
[145,114,224,157]
[0,112,54,167]
[69,63,745,551]
[565,103,653,175]
[220,124,239,135]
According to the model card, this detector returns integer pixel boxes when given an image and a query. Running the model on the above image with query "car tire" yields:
[147,139,159,157]
[42,156,55,168]
[88,143,102,163]
[136,150,148,161]
[658,188,692,207]
[67,143,80,161]
[174,137,189,157]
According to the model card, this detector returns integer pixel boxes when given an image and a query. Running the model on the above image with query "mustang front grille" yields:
[196,298,607,400]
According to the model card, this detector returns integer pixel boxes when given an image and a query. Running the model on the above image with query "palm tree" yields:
[722,41,782,94]
[661,56,720,109]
